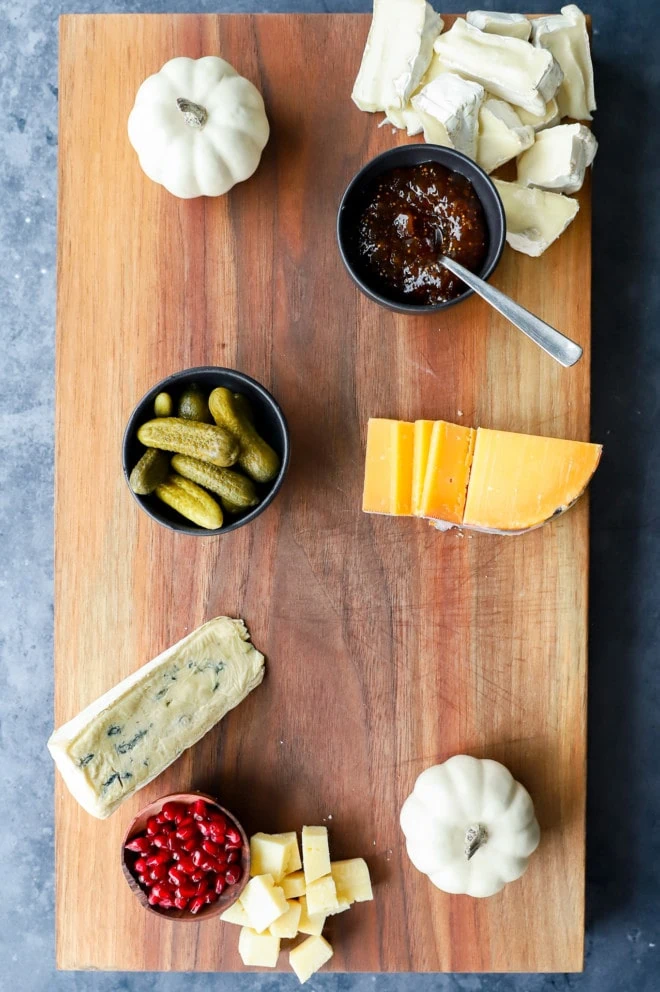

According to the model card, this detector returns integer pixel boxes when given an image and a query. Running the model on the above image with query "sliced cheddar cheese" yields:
[418,421,476,523]
[412,420,435,515]
[462,428,602,532]
[362,418,415,515]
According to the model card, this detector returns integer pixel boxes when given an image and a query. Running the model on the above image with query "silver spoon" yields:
[436,248,583,368]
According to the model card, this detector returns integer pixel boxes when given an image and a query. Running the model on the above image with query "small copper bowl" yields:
[121,791,250,921]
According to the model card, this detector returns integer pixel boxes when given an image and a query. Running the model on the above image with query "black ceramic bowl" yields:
[337,144,506,315]
[122,367,290,536]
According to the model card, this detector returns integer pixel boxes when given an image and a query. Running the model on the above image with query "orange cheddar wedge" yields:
[462,428,602,533]
[362,419,415,515]
[412,421,435,516]
[418,421,476,523]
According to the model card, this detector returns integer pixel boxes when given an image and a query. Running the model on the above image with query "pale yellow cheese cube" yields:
[289,934,334,984]
[281,870,306,899]
[330,858,373,904]
[239,874,289,934]
[297,895,326,937]
[271,831,302,874]
[325,899,351,916]
[305,875,339,916]
[269,899,302,939]
[302,825,331,884]
[219,901,250,926]
[250,833,291,882]
[238,927,280,968]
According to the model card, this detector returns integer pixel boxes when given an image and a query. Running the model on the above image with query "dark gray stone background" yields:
[1,0,657,989]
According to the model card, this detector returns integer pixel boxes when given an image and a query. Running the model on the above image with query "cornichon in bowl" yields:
[129,448,170,495]
[178,384,212,423]
[137,417,240,467]
[209,387,280,483]
[155,473,223,530]
[171,454,260,510]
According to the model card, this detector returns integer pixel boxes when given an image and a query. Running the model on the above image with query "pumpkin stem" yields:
[465,824,487,860]
[176,98,208,130]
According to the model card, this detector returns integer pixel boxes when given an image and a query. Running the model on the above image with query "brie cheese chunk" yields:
[532,5,596,121]
[517,96,561,131]
[517,122,597,194]
[48,617,265,818]
[477,98,534,173]
[434,18,563,117]
[412,72,484,159]
[352,0,443,112]
[382,106,424,136]
[466,10,531,41]
[493,178,579,257]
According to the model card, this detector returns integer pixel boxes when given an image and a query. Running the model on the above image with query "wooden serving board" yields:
[55,13,591,973]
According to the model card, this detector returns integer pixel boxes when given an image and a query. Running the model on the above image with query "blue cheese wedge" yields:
[517,122,597,194]
[434,19,563,117]
[48,617,264,818]
[412,73,484,159]
[493,178,579,257]
[532,5,595,121]
[466,10,531,41]
[352,0,443,113]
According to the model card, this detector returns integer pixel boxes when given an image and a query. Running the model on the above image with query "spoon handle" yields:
[439,254,583,368]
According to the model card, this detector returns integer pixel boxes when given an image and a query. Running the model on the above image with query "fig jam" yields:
[356,161,489,305]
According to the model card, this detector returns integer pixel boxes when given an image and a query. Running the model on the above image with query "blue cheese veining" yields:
[48,617,265,818]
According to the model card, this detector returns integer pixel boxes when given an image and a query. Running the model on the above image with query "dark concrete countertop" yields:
[0,1,657,989]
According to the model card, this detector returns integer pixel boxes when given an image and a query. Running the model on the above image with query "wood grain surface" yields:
[55,13,591,973]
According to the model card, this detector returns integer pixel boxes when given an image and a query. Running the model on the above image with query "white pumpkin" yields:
[128,56,269,199]
[400,755,540,898]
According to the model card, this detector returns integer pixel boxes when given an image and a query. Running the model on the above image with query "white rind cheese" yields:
[434,19,563,117]
[382,106,424,136]
[517,96,561,131]
[532,5,596,121]
[517,122,597,194]
[477,97,534,173]
[466,10,531,41]
[493,178,580,257]
[412,72,484,159]
[352,0,443,113]
[48,617,265,818]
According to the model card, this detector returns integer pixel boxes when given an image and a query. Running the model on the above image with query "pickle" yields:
[171,454,260,510]
[154,392,173,417]
[178,384,212,423]
[232,392,254,423]
[155,473,223,530]
[137,417,239,467]
[209,388,280,484]
[129,448,170,495]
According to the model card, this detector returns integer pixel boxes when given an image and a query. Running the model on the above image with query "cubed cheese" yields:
[330,858,374,903]
[477,98,534,174]
[289,935,334,985]
[517,122,597,194]
[238,927,281,968]
[220,901,250,926]
[239,874,289,934]
[412,72,484,159]
[301,825,332,884]
[250,833,291,882]
[532,4,595,121]
[362,420,415,516]
[297,895,326,937]
[272,831,302,874]
[517,97,560,131]
[281,870,306,899]
[466,10,532,41]
[493,179,580,257]
[305,875,339,916]
[269,899,303,939]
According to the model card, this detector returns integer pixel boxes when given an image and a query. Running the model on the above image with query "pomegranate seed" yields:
[146,850,170,867]
[195,880,209,896]
[177,856,196,875]
[227,851,239,864]
[191,870,205,883]
[146,816,160,836]
[168,866,188,887]
[134,857,148,874]
[202,840,220,857]
[174,896,189,910]
[208,826,226,844]
[150,883,173,901]
[225,827,241,845]
[125,836,151,854]
[197,822,211,837]
[225,866,242,886]
[148,891,160,906]
[175,814,195,829]
[205,891,218,905]
[215,876,226,895]
[189,896,206,914]
[209,812,228,827]
[159,898,175,909]
[192,850,205,868]
[182,839,197,852]
[152,834,170,849]
[200,859,216,873]
[176,826,196,842]
[215,853,228,867]
[162,801,187,821]
[137,874,149,886]
[191,800,209,820]
[150,864,169,882]
[176,884,198,899]
[155,812,168,825]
